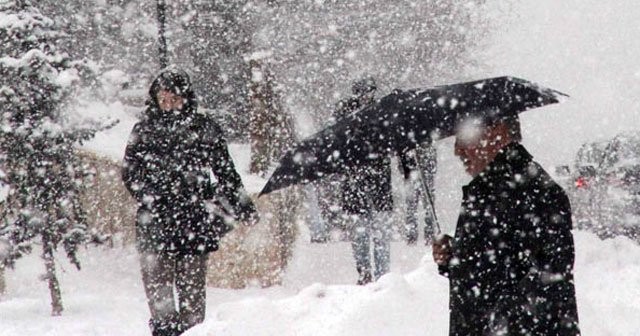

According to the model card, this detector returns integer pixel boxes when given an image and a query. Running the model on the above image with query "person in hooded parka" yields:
[122,68,258,336]
[432,114,580,335]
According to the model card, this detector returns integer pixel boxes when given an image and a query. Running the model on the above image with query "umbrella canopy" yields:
[259,76,567,196]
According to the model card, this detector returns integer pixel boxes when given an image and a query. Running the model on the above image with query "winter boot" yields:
[149,318,174,336]
[149,314,185,336]
[356,267,373,285]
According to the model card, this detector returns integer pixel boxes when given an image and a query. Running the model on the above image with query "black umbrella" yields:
[259,76,567,196]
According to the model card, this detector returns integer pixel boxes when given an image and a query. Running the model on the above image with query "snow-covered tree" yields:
[33,0,158,99]
[0,0,113,315]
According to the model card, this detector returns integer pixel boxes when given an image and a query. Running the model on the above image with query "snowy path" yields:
[1,231,640,335]
[0,239,439,335]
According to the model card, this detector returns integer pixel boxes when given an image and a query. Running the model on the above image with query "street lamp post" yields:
[157,0,168,69]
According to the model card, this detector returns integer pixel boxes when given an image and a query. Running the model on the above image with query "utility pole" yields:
[157,0,168,68]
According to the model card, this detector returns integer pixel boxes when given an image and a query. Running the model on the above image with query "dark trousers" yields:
[139,252,208,336]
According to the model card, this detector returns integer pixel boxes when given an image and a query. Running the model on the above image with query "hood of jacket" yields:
[145,68,198,121]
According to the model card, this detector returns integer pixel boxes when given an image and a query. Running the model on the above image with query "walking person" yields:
[335,77,396,285]
[403,140,438,245]
[122,68,258,336]
[432,114,580,335]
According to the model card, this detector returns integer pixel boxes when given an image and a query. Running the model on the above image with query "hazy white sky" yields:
[479,0,640,169]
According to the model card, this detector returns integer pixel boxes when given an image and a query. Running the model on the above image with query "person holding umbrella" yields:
[432,113,580,335]
[257,76,578,325]
[122,68,258,336]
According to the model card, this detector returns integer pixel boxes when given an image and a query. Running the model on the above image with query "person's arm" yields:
[122,123,152,204]
[398,149,417,180]
[516,185,575,287]
[204,120,258,223]
[493,184,578,333]
[418,143,438,176]
[334,97,360,122]
[529,186,576,292]
[533,187,580,332]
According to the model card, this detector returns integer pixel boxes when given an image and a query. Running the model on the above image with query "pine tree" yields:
[35,0,158,95]
[0,0,113,315]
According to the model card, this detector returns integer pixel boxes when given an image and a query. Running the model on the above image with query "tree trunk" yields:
[247,59,296,176]
[0,264,5,296]
[42,234,63,316]
[248,60,271,176]
[273,189,299,273]
[249,95,270,175]
[156,0,168,69]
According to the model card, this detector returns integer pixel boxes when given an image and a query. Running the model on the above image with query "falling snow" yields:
[1,0,640,335]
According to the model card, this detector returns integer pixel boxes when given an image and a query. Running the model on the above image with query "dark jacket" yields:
[440,142,580,335]
[333,97,395,214]
[402,141,437,185]
[122,73,256,255]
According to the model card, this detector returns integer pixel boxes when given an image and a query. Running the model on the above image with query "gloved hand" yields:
[234,194,259,226]
[432,234,453,266]
[241,210,260,227]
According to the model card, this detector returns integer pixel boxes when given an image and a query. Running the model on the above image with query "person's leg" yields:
[139,252,178,336]
[404,180,420,244]
[372,211,392,280]
[320,179,347,240]
[306,185,329,243]
[175,253,208,332]
[349,213,372,285]
[0,264,5,296]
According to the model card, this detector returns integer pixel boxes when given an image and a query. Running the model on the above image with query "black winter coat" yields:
[440,143,580,335]
[333,97,400,214]
[122,107,256,255]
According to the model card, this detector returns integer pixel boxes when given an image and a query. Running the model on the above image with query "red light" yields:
[575,177,588,188]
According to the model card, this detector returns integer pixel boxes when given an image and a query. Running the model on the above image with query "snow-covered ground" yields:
[1,232,640,335]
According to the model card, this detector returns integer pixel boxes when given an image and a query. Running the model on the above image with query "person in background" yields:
[432,113,580,335]
[335,77,397,285]
[122,68,258,336]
